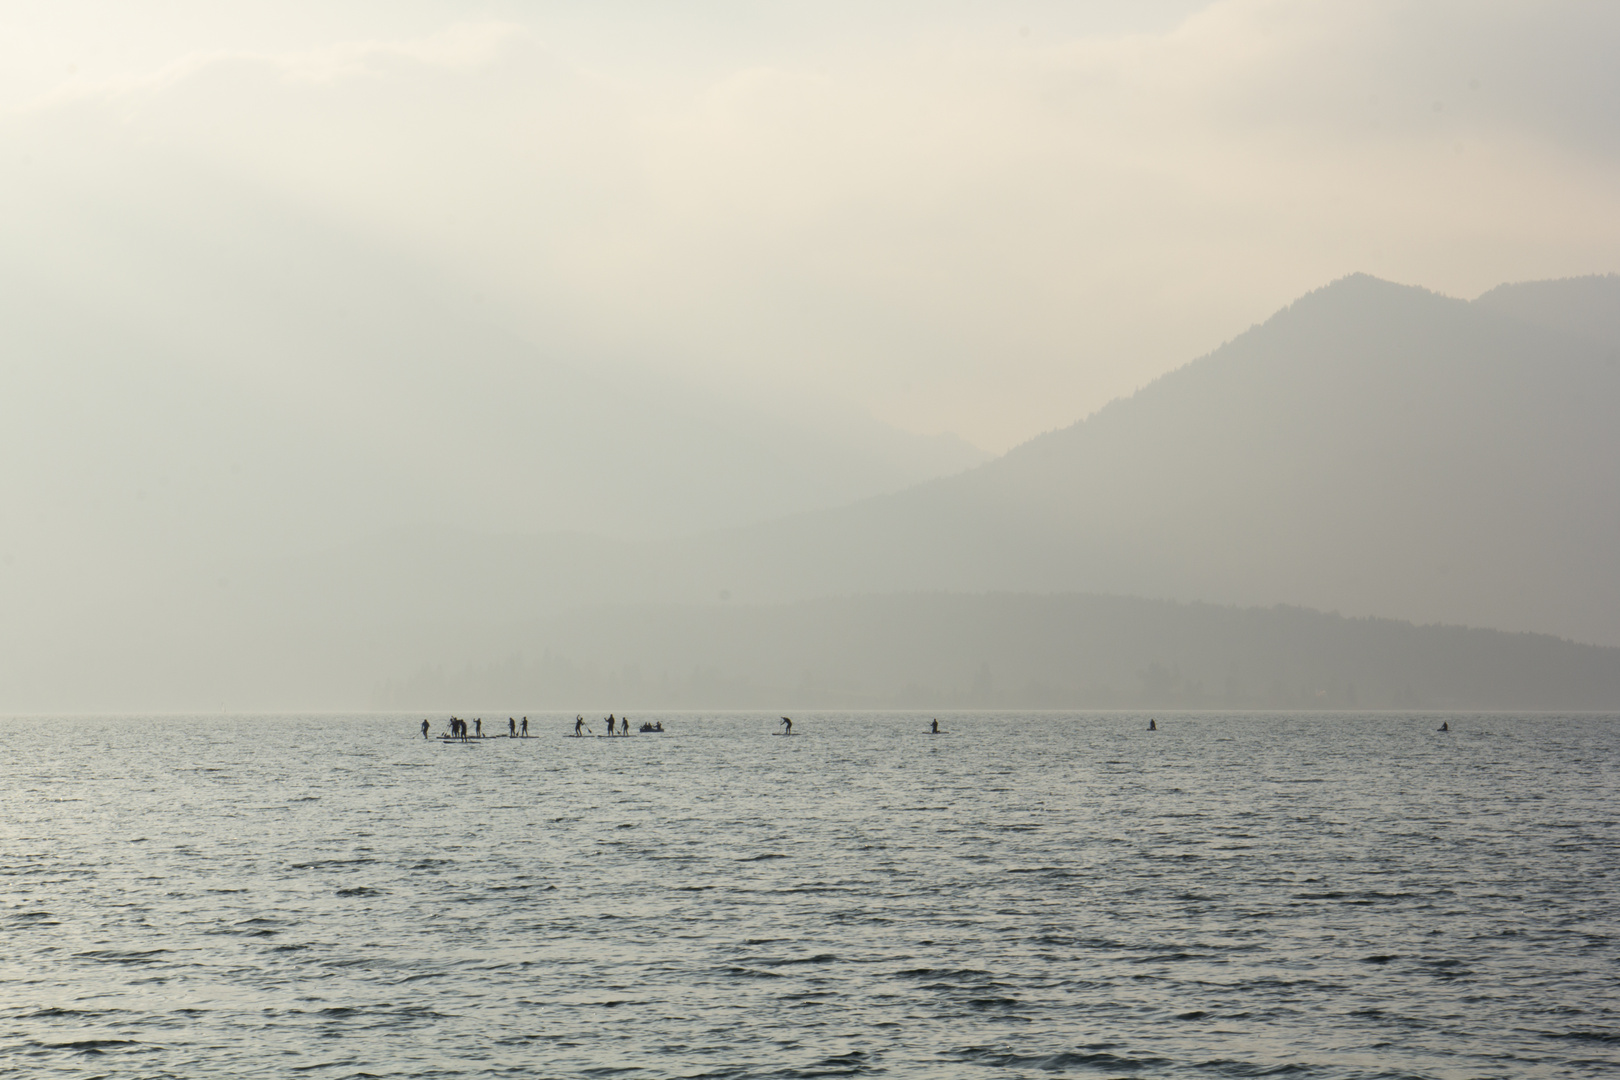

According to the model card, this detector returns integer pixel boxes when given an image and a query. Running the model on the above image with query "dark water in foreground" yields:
[2,713,1616,1079]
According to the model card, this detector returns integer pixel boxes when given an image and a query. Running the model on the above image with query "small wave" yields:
[41,1039,138,1053]
[775,1050,875,1077]
[949,1045,1168,1071]
[1195,1057,1314,1076]
[1551,1030,1620,1043]
[892,967,992,981]
[73,949,170,964]
[965,996,1024,1010]
[761,954,839,967]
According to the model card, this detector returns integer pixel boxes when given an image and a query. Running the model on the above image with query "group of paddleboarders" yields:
[423,714,1455,741]
[573,712,641,738]
[421,716,530,740]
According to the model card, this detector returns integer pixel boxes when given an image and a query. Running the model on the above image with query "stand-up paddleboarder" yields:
[1148,719,1157,731]
[575,716,585,737]
[521,717,529,737]
[780,717,792,735]
[931,719,939,734]
[421,719,430,739]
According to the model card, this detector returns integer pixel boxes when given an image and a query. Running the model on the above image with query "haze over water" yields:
[4,713,1615,1078]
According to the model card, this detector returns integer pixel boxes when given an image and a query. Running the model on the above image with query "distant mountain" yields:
[1473,273,1620,349]
[378,592,1620,713]
[8,272,1619,711]
[655,274,1620,646]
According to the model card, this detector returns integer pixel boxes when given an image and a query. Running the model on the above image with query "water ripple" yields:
[1,712,1616,1078]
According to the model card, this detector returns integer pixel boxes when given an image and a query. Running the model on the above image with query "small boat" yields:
[638,722,665,733]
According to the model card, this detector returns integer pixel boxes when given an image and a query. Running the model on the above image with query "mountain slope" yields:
[664,274,1620,645]
[380,592,1620,713]
[8,273,1619,710]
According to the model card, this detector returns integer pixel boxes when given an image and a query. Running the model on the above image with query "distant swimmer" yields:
[1439,721,1449,732]
[521,717,529,737]
[421,719,430,739]
[780,717,793,735]
[1148,719,1157,731]
[931,719,939,734]
[575,716,585,737]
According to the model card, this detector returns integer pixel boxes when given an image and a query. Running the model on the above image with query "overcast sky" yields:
[4,0,1617,451]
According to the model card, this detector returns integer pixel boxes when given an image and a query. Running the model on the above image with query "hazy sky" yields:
[5,1,1618,451]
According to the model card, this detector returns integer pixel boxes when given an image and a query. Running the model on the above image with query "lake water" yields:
[2,713,1616,1079]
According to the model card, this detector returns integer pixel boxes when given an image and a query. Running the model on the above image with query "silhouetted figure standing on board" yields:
[621,717,630,736]
[1439,721,1449,732]
[521,717,529,737]
[931,719,939,734]
[1148,719,1157,731]
[421,719,430,739]
[575,716,585,736]
[780,717,793,735]
[607,714,616,736]
[509,717,516,737]
[475,718,482,738]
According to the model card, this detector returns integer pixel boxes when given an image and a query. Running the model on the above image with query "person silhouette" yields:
[621,717,630,736]
[575,716,585,737]
[1148,719,1157,731]
[931,719,939,734]
[474,718,482,738]
[1439,721,1449,732]
[521,717,529,737]
[421,719,430,739]
[780,717,793,735]
[509,717,516,737]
